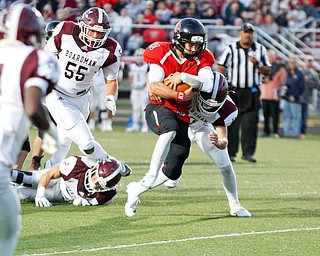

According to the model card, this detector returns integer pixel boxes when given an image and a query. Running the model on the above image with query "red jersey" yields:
[144,42,215,123]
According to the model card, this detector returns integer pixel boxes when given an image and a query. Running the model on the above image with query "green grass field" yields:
[16,128,320,256]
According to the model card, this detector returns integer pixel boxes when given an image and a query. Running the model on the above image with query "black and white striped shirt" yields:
[217,41,270,89]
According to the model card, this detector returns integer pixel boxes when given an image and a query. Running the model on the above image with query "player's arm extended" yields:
[35,165,61,207]
[209,126,228,150]
[103,62,121,115]
[37,165,61,189]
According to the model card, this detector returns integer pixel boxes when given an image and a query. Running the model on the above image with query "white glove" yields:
[35,186,52,207]
[73,197,90,206]
[42,123,61,154]
[105,95,116,116]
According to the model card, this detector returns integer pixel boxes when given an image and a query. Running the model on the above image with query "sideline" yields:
[20,227,320,256]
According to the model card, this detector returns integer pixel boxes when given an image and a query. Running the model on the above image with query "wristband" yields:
[176,92,186,102]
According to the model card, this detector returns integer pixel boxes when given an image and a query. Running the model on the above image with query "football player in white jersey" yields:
[126,48,149,132]
[11,156,122,207]
[163,71,251,217]
[0,4,60,255]
[44,7,131,176]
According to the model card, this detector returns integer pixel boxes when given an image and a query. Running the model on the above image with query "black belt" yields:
[76,89,87,95]
[54,87,91,97]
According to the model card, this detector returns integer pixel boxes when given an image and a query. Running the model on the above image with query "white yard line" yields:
[20,227,320,256]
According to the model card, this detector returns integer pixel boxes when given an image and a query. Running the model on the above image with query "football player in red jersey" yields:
[43,7,131,176]
[163,72,251,217]
[12,156,122,207]
[0,4,60,255]
[125,18,216,217]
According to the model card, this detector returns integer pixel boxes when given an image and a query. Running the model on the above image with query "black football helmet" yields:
[4,3,44,46]
[79,7,111,48]
[84,159,122,193]
[172,18,207,59]
[196,71,228,115]
[45,20,60,41]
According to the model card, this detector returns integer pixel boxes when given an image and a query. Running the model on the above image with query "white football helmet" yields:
[196,71,228,116]
[84,159,122,193]
[79,7,111,48]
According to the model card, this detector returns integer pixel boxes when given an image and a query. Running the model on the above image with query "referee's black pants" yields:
[227,109,259,157]
[227,89,260,157]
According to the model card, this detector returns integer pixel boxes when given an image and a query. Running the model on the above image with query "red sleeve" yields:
[199,49,215,69]
[212,99,238,126]
[53,21,76,51]
[20,50,39,101]
[143,42,171,65]
[102,37,120,67]
[20,49,55,100]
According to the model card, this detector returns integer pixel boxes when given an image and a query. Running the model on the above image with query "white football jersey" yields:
[128,62,149,89]
[45,21,122,97]
[190,96,238,127]
[0,41,59,167]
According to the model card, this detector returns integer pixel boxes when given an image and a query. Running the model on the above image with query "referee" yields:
[216,23,271,163]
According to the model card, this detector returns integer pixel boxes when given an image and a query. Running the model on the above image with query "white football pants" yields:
[188,122,240,208]
[46,90,109,165]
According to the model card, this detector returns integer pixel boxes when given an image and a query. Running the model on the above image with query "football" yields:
[176,83,191,92]
[163,77,191,92]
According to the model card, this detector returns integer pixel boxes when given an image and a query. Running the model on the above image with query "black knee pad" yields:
[12,170,32,187]
[38,129,44,139]
[84,147,94,154]
[162,142,190,180]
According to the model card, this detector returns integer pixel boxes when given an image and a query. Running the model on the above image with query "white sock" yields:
[141,130,176,188]
[150,169,169,188]
[219,164,240,208]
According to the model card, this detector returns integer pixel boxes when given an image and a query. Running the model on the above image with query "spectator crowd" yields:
[1,0,320,56]
[1,0,319,138]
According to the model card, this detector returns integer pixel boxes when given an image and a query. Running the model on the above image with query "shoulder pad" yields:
[143,42,171,64]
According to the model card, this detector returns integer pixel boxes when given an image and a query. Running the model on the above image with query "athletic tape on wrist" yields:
[176,92,186,102]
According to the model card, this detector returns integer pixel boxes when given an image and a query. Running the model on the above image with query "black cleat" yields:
[29,155,44,170]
